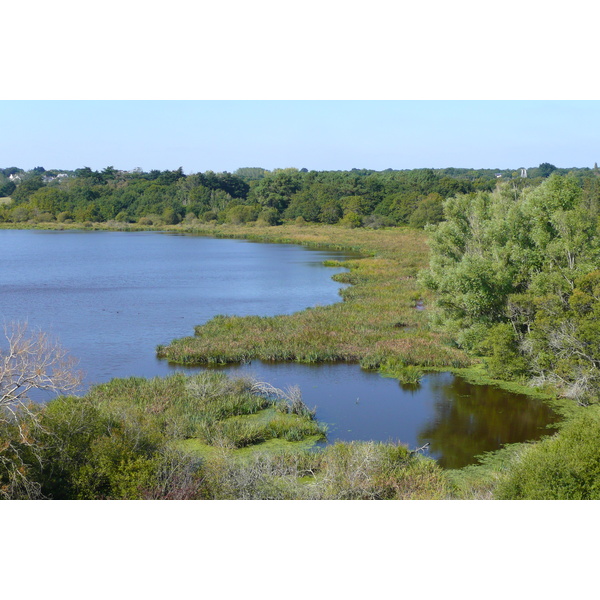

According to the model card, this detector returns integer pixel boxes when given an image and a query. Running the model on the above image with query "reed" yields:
[197,440,450,500]
[157,223,472,375]
[86,372,326,451]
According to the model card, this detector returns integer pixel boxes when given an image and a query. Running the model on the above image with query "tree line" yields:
[2,163,594,229]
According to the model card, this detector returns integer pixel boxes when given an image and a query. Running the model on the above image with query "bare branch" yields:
[0,322,83,411]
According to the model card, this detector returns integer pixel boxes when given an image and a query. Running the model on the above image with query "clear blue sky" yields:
[1,101,598,173]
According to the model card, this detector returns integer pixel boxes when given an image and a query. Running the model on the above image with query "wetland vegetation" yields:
[3,165,600,499]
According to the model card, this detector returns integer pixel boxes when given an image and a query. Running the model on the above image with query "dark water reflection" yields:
[417,374,561,468]
[213,363,560,469]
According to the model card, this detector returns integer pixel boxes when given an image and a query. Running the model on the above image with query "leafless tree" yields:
[1,321,83,416]
[251,380,316,418]
[0,322,83,498]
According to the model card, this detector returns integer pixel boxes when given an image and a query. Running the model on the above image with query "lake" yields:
[208,361,560,468]
[0,230,351,385]
[0,229,560,468]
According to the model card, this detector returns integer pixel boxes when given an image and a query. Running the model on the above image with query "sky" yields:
[1,100,599,173]
[3,2,598,175]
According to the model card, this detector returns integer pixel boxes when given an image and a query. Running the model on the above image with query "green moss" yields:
[176,435,322,460]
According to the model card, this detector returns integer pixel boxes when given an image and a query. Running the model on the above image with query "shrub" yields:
[496,408,600,499]
[257,207,280,226]
[115,211,133,223]
[314,442,448,499]
[481,323,528,380]
[9,205,31,222]
[138,215,155,226]
[363,214,394,229]
[339,211,362,229]
[224,205,258,225]
[408,193,445,228]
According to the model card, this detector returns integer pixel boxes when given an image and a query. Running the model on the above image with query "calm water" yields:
[0,230,350,385]
[0,230,560,468]
[212,362,560,469]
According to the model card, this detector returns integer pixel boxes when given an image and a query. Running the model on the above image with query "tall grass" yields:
[157,224,471,373]
[81,370,450,499]
[87,371,326,450]
[199,440,451,500]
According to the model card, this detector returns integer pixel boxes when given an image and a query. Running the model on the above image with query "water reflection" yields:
[1,231,561,470]
[0,230,353,388]
[212,362,560,469]
[417,374,561,468]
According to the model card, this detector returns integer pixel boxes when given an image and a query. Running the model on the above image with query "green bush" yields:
[496,408,600,499]
[481,323,528,380]
[314,442,449,499]
[339,211,362,229]
[257,207,280,226]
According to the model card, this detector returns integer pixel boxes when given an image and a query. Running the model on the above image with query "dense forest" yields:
[1,162,598,229]
[419,171,600,498]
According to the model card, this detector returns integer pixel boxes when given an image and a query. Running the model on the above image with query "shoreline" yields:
[1,220,566,403]
[1,221,576,496]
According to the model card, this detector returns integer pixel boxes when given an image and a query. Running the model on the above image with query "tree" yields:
[0,323,83,498]
[538,162,557,178]
[101,166,117,181]
[251,169,303,212]
[10,175,44,203]
[29,187,70,214]
[408,193,445,228]
[1,322,82,421]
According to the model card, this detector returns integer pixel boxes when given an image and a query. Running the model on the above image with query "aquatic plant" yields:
[157,224,472,377]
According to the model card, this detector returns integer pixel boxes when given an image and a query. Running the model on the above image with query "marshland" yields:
[2,165,600,499]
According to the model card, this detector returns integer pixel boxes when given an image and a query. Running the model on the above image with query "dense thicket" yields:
[421,172,600,403]
[495,408,600,499]
[3,163,592,228]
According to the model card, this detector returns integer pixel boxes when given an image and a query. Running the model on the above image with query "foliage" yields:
[408,193,445,228]
[420,174,600,402]
[157,225,471,371]
[0,365,454,500]
[480,323,529,380]
[496,408,600,499]
[4,162,579,228]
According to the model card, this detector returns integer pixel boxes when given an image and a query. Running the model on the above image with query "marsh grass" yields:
[84,370,449,499]
[87,371,326,453]
[195,440,450,500]
[251,380,317,419]
[3,221,577,499]
[157,223,471,374]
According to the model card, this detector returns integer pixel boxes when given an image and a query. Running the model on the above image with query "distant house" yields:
[495,173,502,178]
[43,173,69,183]
[8,173,21,182]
